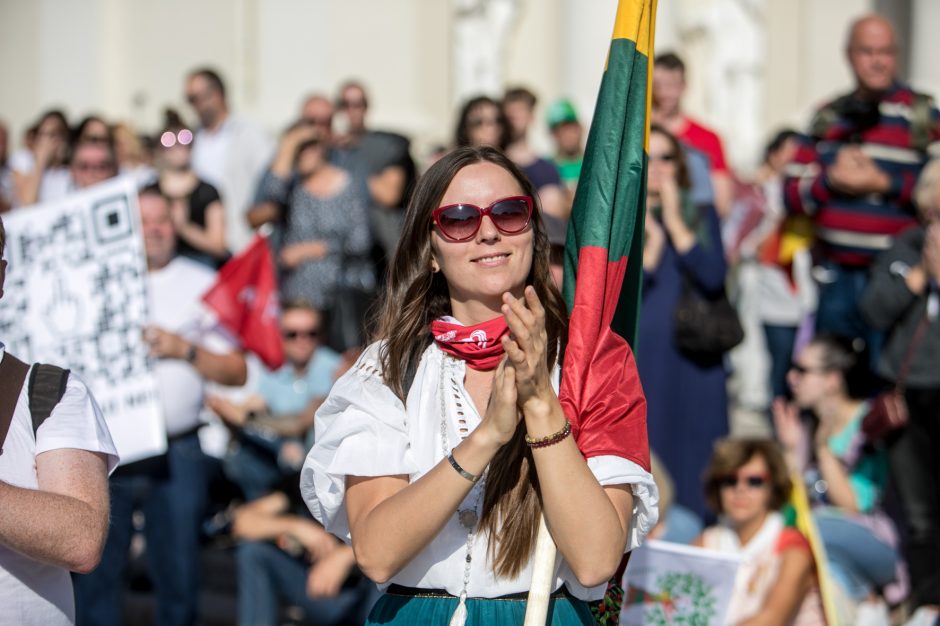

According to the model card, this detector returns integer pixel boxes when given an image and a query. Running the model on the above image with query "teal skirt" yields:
[365,590,595,625]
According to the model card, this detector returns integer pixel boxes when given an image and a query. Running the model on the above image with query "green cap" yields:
[546,98,579,129]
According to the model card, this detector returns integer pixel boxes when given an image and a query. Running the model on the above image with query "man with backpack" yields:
[0,215,119,625]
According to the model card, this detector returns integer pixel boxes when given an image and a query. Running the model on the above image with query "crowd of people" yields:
[0,9,939,626]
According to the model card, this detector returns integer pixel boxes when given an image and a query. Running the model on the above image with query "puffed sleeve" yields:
[552,358,659,552]
[586,456,659,551]
[300,343,418,541]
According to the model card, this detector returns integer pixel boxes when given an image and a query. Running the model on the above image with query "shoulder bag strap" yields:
[0,353,31,454]
[896,311,932,392]
[27,364,70,437]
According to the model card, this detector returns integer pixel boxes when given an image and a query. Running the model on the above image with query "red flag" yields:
[202,235,284,370]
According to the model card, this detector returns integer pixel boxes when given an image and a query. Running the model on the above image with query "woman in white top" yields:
[696,439,825,626]
[301,146,656,625]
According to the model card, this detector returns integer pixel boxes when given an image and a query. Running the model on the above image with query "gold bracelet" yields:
[525,419,572,449]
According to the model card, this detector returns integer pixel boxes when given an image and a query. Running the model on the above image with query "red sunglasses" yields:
[431,195,533,242]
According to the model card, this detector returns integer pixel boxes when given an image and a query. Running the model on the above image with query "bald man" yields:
[782,14,940,352]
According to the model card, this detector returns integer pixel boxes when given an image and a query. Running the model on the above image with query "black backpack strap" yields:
[0,353,30,454]
[27,364,70,437]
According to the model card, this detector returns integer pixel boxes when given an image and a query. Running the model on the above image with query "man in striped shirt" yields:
[783,14,940,354]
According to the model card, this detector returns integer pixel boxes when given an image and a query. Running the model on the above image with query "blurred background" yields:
[2,0,939,175]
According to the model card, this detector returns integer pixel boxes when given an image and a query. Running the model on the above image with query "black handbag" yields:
[673,278,744,356]
[862,311,931,441]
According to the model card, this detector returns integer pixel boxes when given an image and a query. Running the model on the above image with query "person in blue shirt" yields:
[208,299,343,500]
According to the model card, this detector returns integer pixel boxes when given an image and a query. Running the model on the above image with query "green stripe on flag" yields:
[562,36,650,347]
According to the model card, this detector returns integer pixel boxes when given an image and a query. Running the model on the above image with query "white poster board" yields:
[0,176,166,464]
[620,539,742,626]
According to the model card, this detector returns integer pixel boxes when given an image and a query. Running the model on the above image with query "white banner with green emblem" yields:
[620,540,741,626]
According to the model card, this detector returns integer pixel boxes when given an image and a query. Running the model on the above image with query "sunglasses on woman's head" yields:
[717,473,769,490]
[431,196,533,242]
[160,129,193,148]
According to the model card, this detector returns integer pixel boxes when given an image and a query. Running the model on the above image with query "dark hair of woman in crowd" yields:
[33,109,70,164]
[35,109,69,136]
[374,145,568,576]
[71,115,113,150]
[648,123,692,190]
[763,129,800,164]
[807,333,873,400]
[454,96,512,152]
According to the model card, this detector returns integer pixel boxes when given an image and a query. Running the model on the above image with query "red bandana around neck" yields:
[430,315,509,371]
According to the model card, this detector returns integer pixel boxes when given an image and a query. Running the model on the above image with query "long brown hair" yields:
[374,145,568,577]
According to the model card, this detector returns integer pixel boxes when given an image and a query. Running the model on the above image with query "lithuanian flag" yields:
[558,0,656,474]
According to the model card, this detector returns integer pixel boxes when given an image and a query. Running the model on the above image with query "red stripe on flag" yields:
[560,246,649,471]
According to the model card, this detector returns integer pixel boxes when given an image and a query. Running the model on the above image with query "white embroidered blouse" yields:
[300,341,659,600]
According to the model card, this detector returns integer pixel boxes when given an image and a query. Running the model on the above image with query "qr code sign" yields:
[0,178,166,463]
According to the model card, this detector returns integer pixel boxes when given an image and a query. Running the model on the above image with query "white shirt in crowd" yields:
[191,116,272,253]
[147,256,237,437]
[9,149,72,207]
[0,346,119,626]
[301,341,659,601]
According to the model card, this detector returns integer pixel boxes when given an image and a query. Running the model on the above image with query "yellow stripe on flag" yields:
[643,0,656,150]
[606,0,658,149]
[790,473,842,625]
[612,0,655,56]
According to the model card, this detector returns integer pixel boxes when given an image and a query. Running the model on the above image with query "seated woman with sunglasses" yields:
[774,334,903,620]
[155,110,228,268]
[300,146,656,625]
[696,439,825,626]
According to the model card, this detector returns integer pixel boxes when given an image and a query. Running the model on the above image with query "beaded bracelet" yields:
[525,419,572,449]
[448,452,480,483]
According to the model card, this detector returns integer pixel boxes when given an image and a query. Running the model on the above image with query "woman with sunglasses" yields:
[300,146,656,625]
[155,110,228,267]
[697,439,825,626]
[774,334,902,622]
[639,124,730,520]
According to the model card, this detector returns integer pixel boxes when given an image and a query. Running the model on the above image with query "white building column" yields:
[557,0,630,132]
[909,0,940,101]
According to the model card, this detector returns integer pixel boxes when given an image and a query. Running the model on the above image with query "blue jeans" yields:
[223,435,287,501]
[237,541,379,626]
[73,432,208,626]
[814,262,883,367]
[815,509,899,600]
